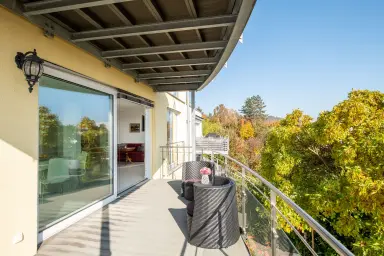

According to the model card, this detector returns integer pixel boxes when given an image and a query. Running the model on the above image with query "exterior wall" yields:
[195,110,203,138]
[0,7,156,256]
[153,92,194,179]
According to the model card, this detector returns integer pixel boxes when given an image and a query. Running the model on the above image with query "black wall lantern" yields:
[15,49,44,93]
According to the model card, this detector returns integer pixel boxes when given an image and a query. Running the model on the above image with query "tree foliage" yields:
[240,95,267,121]
[204,99,269,169]
[260,90,384,255]
[202,119,224,136]
[212,104,239,128]
[240,120,255,140]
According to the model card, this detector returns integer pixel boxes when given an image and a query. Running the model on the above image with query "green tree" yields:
[240,95,267,121]
[39,106,61,158]
[202,119,224,136]
[260,90,384,255]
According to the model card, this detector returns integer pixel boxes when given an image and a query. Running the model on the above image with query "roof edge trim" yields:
[198,0,257,91]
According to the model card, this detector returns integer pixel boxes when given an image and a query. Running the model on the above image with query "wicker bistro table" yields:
[186,176,240,249]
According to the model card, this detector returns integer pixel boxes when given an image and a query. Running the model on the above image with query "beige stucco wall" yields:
[0,6,156,256]
[153,92,193,179]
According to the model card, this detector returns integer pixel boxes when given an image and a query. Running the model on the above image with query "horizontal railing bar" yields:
[217,156,315,253]
[224,166,313,254]
[166,141,185,145]
[160,146,193,149]
[211,151,354,256]
[274,204,318,255]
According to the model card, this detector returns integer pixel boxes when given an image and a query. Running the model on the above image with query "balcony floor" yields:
[37,179,249,256]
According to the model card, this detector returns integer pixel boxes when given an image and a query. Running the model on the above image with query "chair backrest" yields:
[182,161,214,181]
[47,158,70,184]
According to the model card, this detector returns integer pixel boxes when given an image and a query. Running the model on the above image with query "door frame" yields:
[116,98,153,194]
[38,64,118,243]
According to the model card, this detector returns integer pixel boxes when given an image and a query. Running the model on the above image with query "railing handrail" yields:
[166,141,185,145]
[160,145,193,149]
[212,151,354,256]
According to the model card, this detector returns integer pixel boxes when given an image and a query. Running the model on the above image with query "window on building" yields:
[166,109,178,144]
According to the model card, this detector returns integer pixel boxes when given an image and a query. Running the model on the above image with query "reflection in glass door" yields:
[38,75,113,230]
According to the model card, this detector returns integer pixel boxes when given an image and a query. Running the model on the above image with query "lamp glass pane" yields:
[23,61,31,75]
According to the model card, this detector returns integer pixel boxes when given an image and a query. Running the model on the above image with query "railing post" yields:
[271,190,278,256]
[211,151,214,162]
[224,157,228,176]
[241,167,247,235]
[161,147,164,179]
[216,157,219,175]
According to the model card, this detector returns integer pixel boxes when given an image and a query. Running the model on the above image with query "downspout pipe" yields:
[191,91,196,160]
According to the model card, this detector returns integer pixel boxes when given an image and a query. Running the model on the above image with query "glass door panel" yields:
[38,75,113,230]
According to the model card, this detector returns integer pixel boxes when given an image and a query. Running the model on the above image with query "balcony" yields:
[36,179,248,256]
[37,146,353,256]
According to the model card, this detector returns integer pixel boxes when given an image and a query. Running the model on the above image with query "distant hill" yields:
[267,115,281,122]
[265,115,281,125]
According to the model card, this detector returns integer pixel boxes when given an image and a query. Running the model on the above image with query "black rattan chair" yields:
[181,161,214,199]
[186,176,240,249]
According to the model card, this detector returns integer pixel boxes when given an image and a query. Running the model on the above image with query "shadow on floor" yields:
[99,179,150,256]
[167,180,182,194]
[167,180,189,206]
[168,208,189,238]
[169,208,189,256]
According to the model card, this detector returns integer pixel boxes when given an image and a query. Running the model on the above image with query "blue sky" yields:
[196,0,384,118]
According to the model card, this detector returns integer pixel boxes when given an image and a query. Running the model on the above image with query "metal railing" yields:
[205,151,354,256]
[160,142,192,179]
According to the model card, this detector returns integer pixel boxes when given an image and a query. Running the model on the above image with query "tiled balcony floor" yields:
[37,179,249,256]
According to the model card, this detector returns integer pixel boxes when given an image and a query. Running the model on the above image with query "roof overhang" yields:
[2,0,256,92]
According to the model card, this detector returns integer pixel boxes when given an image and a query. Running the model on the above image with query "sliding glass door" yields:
[38,75,113,230]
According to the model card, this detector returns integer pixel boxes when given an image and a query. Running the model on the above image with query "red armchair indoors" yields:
[118,143,145,163]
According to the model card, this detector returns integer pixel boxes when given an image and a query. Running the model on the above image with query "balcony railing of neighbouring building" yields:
[196,136,229,155]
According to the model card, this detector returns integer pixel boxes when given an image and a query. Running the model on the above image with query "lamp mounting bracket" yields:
[43,22,55,38]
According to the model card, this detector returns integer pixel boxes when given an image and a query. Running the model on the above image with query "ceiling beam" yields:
[71,15,236,42]
[155,83,201,92]
[122,57,219,70]
[24,0,136,16]
[142,0,193,70]
[184,0,208,57]
[137,70,211,79]
[102,41,227,59]
[73,8,151,72]
[146,77,205,85]
[106,4,172,73]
